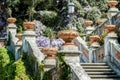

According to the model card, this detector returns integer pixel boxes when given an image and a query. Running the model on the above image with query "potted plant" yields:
[84,20,93,27]
[41,27,58,59]
[104,25,116,34]
[7,7,16,24]
[89,35,100,45]
[108,0,118,8]
[57,26,79,46]
[6,0,18,24]
[23,0,36,31]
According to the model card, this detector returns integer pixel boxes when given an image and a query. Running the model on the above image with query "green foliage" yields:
[73,18,84,33]
[57,53,71,80]
[0,47,10,69]
[0,47,33,80]
[17,25,23,33]
[73,0,85,17]
[38,11,57,27]
[86,7,101,23]
[6,0,20,17]
[0,47,15,80]
[43,27,55,38]
[14,59,32,80]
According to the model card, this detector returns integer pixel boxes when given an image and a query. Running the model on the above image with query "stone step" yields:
[81,63,107,66]
[90,75,120,78]
[85,69,113,72]
[82,66,110,69]
[87,72,116,75]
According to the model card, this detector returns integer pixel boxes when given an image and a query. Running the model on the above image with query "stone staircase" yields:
[81,63,120,80]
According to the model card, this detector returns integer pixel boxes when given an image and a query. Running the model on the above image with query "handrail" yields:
[74,37,89,62]
[89,11,120,35]
[66,62,91,80]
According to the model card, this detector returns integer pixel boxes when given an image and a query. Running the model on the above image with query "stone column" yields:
[41,47,58,71]
[84,20,94,34]
[22,22,36,53]
[84,20,95,41]
[104,24,117,62]
[7,18,17,39]
[58,30,81,63]
[107,0,119,24]
[15,33,22,60]
[89,35,100,63]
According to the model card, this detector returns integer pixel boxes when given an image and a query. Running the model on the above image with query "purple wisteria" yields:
[36,36,65,49]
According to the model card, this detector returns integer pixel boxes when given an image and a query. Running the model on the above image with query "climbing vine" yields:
[57,53,71,80]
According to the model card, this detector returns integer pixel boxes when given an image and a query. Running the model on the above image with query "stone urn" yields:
[23,22,35,31]
[89,35,100,45]
[104,25,116,34]
[16,33,22,41]
[41,47,58,59]
[108,1,118,8]
[7,17,16,24]
[84,20,93,27]
[58,30,79,45]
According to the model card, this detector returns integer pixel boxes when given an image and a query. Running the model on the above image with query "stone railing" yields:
[105,38,120,75]
[73,37,89,63]
[7,21,21,60]
[90,12,120,36]
[67,62,91,80]
[95,46,104,63]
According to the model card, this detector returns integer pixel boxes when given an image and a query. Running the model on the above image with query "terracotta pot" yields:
[41,47,58,59]
[23,22,35,31]
[58,30,79,45]
[104,25,116,33]
[108,1,118,8]
[89,35,100,44]
[84,20,93,27]
[7,18,16,23]
[16,33,22,41]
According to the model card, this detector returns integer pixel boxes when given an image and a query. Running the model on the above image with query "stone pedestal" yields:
[104,25,118,62]
[44,59,56,71]
[41,47,58,71]
[89,35,100,63]
[85,27,95,34]
[15,33,22,60]
[15,41,22,60]
[8,23,17,39]
[59,45,81,63]
[84,20,94,34]
[107,1,119,17]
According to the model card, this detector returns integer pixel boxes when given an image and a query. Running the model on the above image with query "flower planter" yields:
[58,30,79,45]
[108,1,118,8]
[7,17,16,23]
[23,22,35,31]
[89,35,100,44]
[104,25,116,33]
[41,47,58,59]
[84,20,93,27]
[16,33,22,41]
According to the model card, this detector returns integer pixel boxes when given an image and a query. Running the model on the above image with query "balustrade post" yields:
[7,18,17,39]
[84,20,94,34]
[89,35,100,63]
[15,33,22,60]
[22,22,36,53]
[104,25,118,62]
[58,30,81,63]
[107,0,119,24]
[84,20,95,41]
